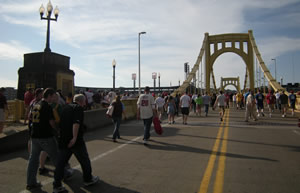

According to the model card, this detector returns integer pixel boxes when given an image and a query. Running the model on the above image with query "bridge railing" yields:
[5,100,25,123]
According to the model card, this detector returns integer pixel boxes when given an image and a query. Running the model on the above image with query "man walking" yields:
[155,93,165,122]
[179,92,191,125]
[137,86,156,145]
[26,88,59,190]
[280,91,288,118]
[202,92,211,117]
[255,90,265,117]
[53,94,99,192]
[266,90,276,117]
[289,90,296,116]
[245,90,257,122]
[214,91,226,121]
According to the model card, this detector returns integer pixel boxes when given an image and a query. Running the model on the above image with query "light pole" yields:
[152,72,157,93]
[158,73,161,93]
[39,1,59,52]
[112,59,116,91]
[271,58,277,82]
[132,73,136,94]
[138,31,146,95]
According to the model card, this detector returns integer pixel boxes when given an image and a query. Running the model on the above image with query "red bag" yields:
[153,117,163,135]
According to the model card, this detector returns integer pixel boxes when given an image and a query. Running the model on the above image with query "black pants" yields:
[53,140,92,187]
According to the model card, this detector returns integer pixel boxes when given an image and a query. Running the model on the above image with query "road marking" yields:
[293,130,300,136]
[213,110,230,193]
[198,110,227,193]
[19,121,170,193]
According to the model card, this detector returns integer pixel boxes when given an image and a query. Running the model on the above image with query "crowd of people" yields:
[22,87,99,192]
[0,86,299,192]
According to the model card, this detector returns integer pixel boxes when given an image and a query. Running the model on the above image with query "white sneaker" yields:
[143,139,148,145]
[53,185,66,193]
[257,114,260,117]
[282,115,285,118]
[84,176,99,186]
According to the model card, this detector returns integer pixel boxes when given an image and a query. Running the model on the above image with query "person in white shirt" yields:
[108,90,116,104]
[179,92,191,125]
[214,90,226,121]
[275,91,281,111]
[232,93,237,108]
[155,94,165,122]
[245,90,257,122]
[137,86,156,145]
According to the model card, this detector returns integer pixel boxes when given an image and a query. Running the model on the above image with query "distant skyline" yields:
[0,0,300,90]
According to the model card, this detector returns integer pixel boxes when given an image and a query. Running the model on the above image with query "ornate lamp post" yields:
[39,1,59,52]
[112,59,116,91]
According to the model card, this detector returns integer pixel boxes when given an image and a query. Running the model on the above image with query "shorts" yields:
[281,104,288,109]
[290,103,296,109]
[0,108,4,122]
[218,106,225,112]
[256,103,264,110]
[268,104,275,110]
[157,107,164,112]
[181,107,189,115]
[167,107,175,115]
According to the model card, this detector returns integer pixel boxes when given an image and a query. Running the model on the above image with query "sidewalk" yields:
[0,121,27,139]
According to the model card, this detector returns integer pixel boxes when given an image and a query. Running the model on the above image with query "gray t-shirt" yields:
[202,95,211,105]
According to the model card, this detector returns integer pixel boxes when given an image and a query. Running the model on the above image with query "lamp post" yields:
[158,73,161,93]
[271,58,277,82]
[138,31,146,95]
[39,1,59,52]
[152,72,157,93]
[112,59,116,91]
[132,73,136,94]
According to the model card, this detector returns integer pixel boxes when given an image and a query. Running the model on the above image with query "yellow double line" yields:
[198,109,230,193]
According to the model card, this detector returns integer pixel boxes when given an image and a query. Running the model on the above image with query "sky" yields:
[0,0,300,90]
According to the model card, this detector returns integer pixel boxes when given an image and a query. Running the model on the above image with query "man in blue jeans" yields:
[53,94,99,193]
[26,88,60,190]
[137,86,156,145]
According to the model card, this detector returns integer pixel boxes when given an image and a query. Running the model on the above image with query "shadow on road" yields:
[145,138,278,162]
[64,169,140,193]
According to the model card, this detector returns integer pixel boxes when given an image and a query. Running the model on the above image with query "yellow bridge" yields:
[172,30,285,95]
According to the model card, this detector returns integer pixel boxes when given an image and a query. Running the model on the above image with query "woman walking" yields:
[166,96,176,124]
[111,95,126,142]
[195,94,203,116]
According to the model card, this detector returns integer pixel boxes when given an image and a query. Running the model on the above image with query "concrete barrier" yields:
[0,99,138,154]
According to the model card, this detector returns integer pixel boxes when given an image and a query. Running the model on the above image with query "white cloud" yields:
[0,0,300,89]
[0,77,17,88]
[0,41,32,61]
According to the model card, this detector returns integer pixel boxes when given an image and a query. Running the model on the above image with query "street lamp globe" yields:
[54,6,59,19]
[47,0,53,16]
[112,59,116,67]
[39,4,45,17]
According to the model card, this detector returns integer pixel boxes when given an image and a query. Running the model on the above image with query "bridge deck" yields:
[1,107,300,193]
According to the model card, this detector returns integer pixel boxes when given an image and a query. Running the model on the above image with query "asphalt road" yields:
[0,106,299,193]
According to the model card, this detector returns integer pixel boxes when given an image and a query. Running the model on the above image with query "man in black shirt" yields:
[53,94,99,193]
[26,88,58,190]
[279,90,289,118]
